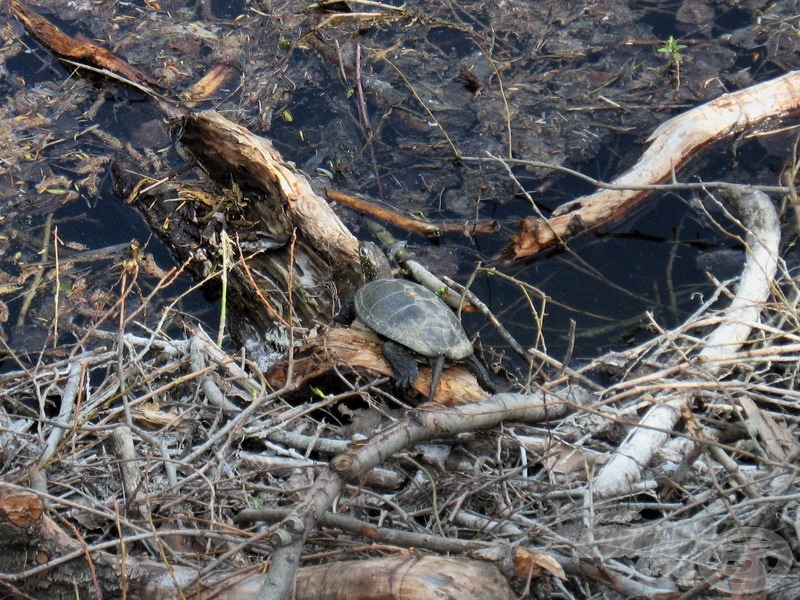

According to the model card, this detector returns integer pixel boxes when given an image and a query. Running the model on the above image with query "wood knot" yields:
[330,454,355,475]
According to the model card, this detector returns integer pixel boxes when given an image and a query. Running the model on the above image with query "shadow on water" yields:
[0,84,218,371]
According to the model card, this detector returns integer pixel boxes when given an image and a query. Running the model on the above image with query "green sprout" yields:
[658,36,687,63]
[658,36,688,88]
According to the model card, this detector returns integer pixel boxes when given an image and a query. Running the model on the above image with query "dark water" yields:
[2,0,788,378]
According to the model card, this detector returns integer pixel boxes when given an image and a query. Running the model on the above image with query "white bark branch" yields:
[592,187,780,496]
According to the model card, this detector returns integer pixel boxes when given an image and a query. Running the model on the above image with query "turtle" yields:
[354,241,497,401]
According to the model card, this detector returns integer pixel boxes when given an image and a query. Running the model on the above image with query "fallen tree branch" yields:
[503,72,800,259]
[325,187,500,237]
[591,185,780,496]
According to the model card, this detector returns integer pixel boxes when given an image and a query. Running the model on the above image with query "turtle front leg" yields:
[382,341,419,391]
[428,354,446,402]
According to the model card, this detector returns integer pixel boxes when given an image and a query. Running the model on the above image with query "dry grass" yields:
[1,248,799,598]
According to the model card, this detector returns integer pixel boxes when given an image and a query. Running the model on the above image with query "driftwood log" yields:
[503,70,800,259]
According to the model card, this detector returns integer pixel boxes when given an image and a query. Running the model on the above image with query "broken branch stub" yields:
[178,111,362,324]
[180,112,359,269]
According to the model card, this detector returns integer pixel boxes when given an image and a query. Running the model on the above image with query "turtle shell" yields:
[354,278,473,360]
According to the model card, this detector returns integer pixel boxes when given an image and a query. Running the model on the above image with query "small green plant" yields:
[658,35,688,88]
[658,36,687,62]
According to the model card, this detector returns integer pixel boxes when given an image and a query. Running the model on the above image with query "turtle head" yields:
[359,241,393,281]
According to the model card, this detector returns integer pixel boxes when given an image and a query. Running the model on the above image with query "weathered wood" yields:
[0,485,128,599]
[504,70,800,259]
[174,110,363,326]
[295,555,515,600]
[267,325,489,406]
[179,111,360,277]
[12,0,362,336]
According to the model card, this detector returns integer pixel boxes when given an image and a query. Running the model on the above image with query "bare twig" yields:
[258,386,586,598]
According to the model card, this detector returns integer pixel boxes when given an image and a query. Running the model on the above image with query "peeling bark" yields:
[266,325,489,405]
[504,71,800,259]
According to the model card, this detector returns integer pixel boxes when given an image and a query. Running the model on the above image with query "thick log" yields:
[179,111,360,277]
[295,555,515,600]
[174,110,363,325]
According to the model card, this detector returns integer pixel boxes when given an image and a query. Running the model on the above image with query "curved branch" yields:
[592,186,780,496]
[503,72,800,259]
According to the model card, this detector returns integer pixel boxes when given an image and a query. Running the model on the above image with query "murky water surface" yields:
[2,0,799,374]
